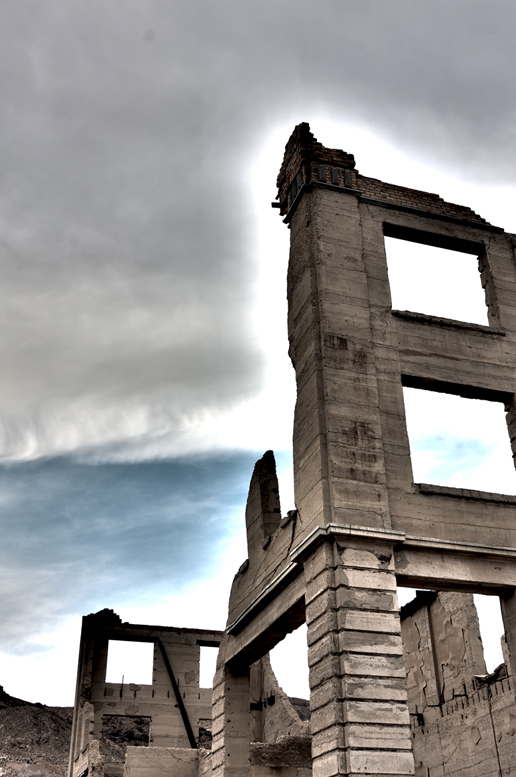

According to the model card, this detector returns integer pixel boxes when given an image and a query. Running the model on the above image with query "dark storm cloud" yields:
[0,0,514,460]
[0,451,258,651]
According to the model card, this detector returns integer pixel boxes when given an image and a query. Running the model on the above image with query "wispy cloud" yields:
[0,453,258,651]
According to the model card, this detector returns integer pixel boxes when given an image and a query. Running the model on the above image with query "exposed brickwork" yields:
[357,172,487,224]
[277,123,489,226]
[276,123,356,212]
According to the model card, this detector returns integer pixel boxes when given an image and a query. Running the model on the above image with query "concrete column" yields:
[212,649,250,777]
[500,589,516,682]
[249,659,263,742]
[304,537,414,777]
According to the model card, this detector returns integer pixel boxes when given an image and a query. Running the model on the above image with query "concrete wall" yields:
[401,591,516,776]
[401,591,486,718]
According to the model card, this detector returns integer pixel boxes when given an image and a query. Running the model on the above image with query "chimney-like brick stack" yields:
[276,122,490,226]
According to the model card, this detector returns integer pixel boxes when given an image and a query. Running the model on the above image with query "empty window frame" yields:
[105,640,154,685]
[269,622,309,700]
[101,715,151,759]
[199,645,218,689]
[383,224,489,325]
[398,588,504,683]
[402,386,516,494]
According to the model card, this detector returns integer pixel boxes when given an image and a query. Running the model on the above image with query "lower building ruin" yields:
[68,609,222,777]
[69,124,516,776]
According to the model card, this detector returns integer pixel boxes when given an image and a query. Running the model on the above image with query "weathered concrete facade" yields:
[68,124,516,776]
[212,123,516,777]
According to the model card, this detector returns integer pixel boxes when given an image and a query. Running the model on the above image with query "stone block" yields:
[336,587,398,613]
[338,547,394,571]
[311,750,347,777]
[306,588,337,625]
[124,747,198,777]
[308,677,343,712]
[311,724,345,756]
[344,723,412,750]
[347,749,414,775]
[305,568,337,605]
[335,567,397,592]
[309,653,344,691]
[337,630,403,656]
[341,675,408,702]
[303,542,337,582]
[341,653,406,678]
[311,702,345,734]
[346,700,410,726]
[338,609,401,634]
[307,632,340,667]
[306,608,339,647]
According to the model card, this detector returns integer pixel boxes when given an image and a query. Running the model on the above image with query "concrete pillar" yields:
[212,650,250,777]
[305,538,414,777]
[500,589,516,682]
[249,659,263,742]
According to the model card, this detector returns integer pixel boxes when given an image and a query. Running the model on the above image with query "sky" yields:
[0,0,516,705]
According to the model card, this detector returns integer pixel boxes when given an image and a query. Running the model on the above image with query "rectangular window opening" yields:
[101,715,151,762]
[384,230,488,325]
[269,622,309,703]
[105,640,154,686]
[474,594,505,674]
[200,645,219,689]
[402,386,516,494]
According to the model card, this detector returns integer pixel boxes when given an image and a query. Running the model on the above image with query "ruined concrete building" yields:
[69,124,516,776]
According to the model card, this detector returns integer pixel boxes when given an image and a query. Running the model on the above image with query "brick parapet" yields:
[357,173,486,224]
[277,123,489,227]
[441,675,512,718]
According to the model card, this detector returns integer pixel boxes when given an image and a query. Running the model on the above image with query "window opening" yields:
[398,588,504,697]
[200,645,218,688]
[474,594,504,673]
[269,622,309,701]
[402,387,516,494]
[384,236,488,325]
[101,715,150,761]
[105,640,154,685]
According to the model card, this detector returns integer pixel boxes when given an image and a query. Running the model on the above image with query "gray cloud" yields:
[0,1,514,459]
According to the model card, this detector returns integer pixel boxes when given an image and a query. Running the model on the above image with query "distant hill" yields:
[0,685,72,776]
[0,685,139,776]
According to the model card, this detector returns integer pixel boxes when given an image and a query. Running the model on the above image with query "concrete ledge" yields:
[417,482,516,504]
[290,524,406,565]
[392,309,505,335]
[402,531,516,559]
